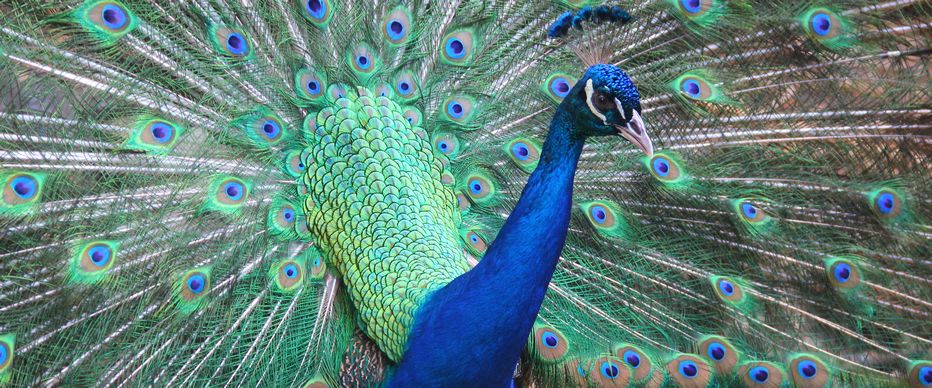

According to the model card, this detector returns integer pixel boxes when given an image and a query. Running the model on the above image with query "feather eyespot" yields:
[647,153,683,183]
[303,0,334,26]
[464,174,494,203]
[440,29,476,66]
[679,360,699,378]
[739,201,766,222]
[2,172,44,211]
[825,258,861,290]
[0,335,13,373]
[749,366,770,383]
[99,3,128,30]
[432,132,459,157]
[269,201,297,234]
[383,7,412,45]
[309,253,326,279]
[187,274,205,294]
[83,1,137,38]
[212,27,251,57]
[402,107,422,127]
[462,230,488,255]
[86,244,112,268]
[224,181,245,202]
[532,325,568,362]
[274,260,305,291]
[869,188,903,219]
[512,143,531,161]
[590,356,631,385]
[179,270,210,302]
[348,44,379,76]
[542,73,576,103]
[9,175,37,200]
[909,362,932,388]
[295,69,327,103]
[590,205,609,224]
[698,336,739,373]
[614,345,655,382]
[681,77,712,100]
[580,200,629,238]
[666,355,712,386]
[740,362,785,386]
[284,150,305,178]
[711,276,746,304]
[504,137,541,172]
[442,96,475,123]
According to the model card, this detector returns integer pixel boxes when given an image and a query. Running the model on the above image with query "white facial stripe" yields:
[584,79,608,125]
[614,97,628,121]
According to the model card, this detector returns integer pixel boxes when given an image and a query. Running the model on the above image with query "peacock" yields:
[0,0,928,386]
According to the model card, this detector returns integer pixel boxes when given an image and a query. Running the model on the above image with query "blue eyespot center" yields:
[306,0,325,19]
[741,202,758,219]
[590,205,608,224]
[552,78,571,97]
[512,143,530,161]
[833,263,852,283]
[679,360,698,378]
[708,343,726,361]
[151,122,173,143]
[313,257,321,267]
[811,12,832,36]
[448,102,464,118]
[356,55,370,69]
[282,207,295,222]
[682,79,701,98]
[261,120,281,139]
[601,361,620,379]
[101,4,128,29]
[469,180,483,195]
[307,80,320,94]
[719,280,735,296]
[399,82,411,94]
[750,366,770,383]
[652,157,671,177]
[224,182,244,201]
[541,331,559,348]
[919,366,932,385]
[187,274,205,294]
[10,176,37,199]
[681,0,702,13]
[284,264,298,279]
[445,38,466,59]
[88,245,111,267]
[386,20,406,40]
[798,360,817,379]
[226,32,248,55]
[623,351,641,368]
[0,343,7,366]
[469,233,479,244]
[876,192,895,214]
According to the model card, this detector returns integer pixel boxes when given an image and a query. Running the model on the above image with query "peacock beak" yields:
[613,102,653,157]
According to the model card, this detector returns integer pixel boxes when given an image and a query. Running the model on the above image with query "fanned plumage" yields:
[0,0,929,386]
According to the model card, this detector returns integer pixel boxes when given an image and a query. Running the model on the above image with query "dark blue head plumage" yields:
[560,64,652,156]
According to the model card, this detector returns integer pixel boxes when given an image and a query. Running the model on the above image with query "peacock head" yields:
[564,64,652,156]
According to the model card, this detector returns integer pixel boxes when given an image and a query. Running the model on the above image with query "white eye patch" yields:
[584,79,608,125]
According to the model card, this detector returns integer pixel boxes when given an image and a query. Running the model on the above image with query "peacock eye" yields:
[592,90,615,113]
[749,366,770,383]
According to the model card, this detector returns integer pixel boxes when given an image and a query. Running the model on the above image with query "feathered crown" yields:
[547,5,636,66]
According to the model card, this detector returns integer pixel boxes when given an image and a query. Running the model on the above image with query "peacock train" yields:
[0,0,929,386]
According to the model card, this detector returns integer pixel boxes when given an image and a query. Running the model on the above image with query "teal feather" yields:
[0,0,928,386]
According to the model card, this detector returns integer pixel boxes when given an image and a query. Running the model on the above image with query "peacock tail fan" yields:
[0,0,928,386]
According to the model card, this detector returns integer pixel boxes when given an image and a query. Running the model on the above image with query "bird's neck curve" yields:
[389,107,585,386]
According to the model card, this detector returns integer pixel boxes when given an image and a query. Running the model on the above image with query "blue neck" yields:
[388,108,584,386]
